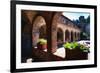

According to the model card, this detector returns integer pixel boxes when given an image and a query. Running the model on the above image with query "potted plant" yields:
[37,39,47,50]
[63,42,89,60]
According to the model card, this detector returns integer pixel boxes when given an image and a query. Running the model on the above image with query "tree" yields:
[86,16,90,24]
[72,15,90,40]
[79,16,86,23]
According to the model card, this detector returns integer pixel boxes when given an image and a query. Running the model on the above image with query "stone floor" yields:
[26,47,66,63]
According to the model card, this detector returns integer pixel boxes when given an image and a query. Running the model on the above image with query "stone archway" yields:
[57,28,63,42]
[32,16,46,47]
[65,30,70,42]
[57,28,64,48]
[71,31,74,42]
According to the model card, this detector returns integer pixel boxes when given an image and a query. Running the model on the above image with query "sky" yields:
[63,12,90,20]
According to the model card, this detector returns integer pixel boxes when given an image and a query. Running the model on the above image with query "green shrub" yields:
[79,44,90,53]
[38,39,47,45]
[63,42,90,53]
[63,42,79,50]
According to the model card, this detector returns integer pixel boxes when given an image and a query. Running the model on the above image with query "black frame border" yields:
[10,0,97,72]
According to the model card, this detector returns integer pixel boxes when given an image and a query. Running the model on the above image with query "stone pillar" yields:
[72,32,74,42]
[78,33,80,40]
[77,34,78,40]
[74,32,76,41]
[51,23,57,53]
[63,31,65,43]
[76,33,78,41]
[75,32,77,41]
[69,31,71,42]
[51,13,59,53]
[41,12,57,53]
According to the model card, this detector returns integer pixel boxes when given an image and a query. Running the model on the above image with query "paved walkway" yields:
[53,47,66,58]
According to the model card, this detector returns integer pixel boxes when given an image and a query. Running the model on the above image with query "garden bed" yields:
[65,48,88,60]
[63,42,89,60]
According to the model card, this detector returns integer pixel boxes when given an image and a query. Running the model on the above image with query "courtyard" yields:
[21,10,90,63]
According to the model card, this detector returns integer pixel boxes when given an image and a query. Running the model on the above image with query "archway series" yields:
[21,10,81,62]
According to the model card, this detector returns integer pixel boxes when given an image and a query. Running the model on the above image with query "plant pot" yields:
[65,48,88,60]
[37,43,47,50]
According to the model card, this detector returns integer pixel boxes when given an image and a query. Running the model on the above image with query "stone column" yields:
[41,12,57,53]
[76,33,78,41]
[75,32,77,41]
[51,24,57,53]
[77,34,78,40]
[74,32,76,41]
[63,31,65,43]
[69,31,71,42]
[51,13,59,53]
[78,33,80,40]
[72,32,74,42]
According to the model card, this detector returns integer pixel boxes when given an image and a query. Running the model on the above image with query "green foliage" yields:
[79,44,90,53]
[38,39,47,45]
[63,42,90,53]
[63,42,72,49]
[63,42,78,50]
[80,32,89,40]
[86,16,90,24]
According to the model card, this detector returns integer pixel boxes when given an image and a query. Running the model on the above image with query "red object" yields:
[37,43,47,50]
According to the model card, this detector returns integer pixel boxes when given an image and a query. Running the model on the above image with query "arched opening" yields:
[32,16,46,47]
[65,30,70,42]
[57,28,63,48]
[39,25,46,39]
[71,31,74,42]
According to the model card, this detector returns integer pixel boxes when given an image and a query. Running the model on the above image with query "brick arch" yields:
[22,12,32,33]
[32,16,46,47]
[65,30,70,42]
[57,28,64,42]
[71,31,74,42]
[32,16,46,30]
